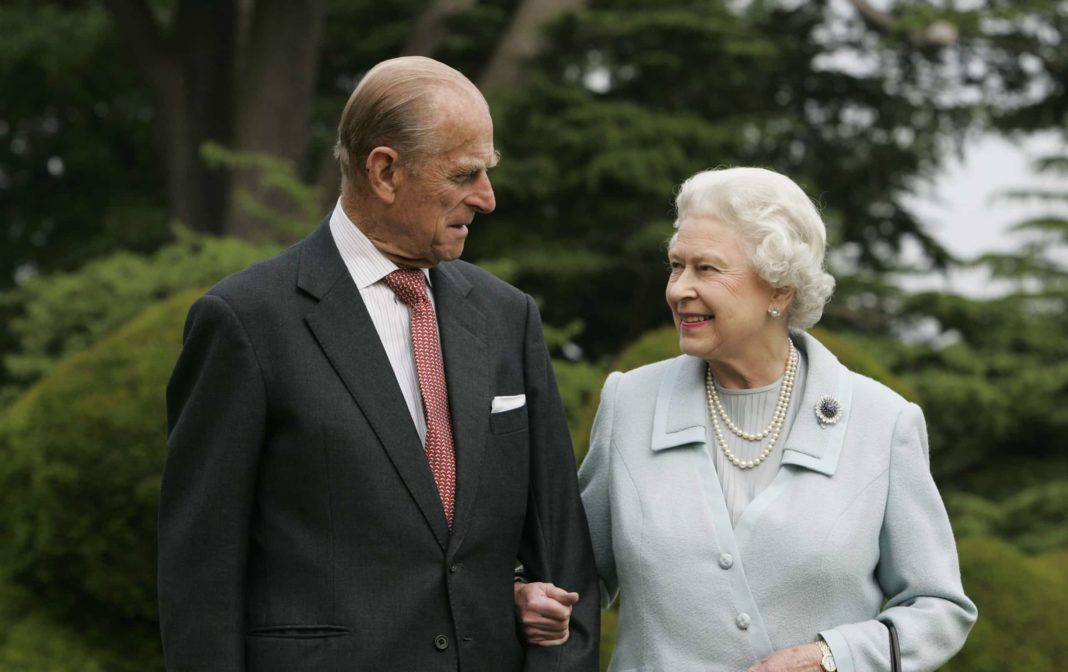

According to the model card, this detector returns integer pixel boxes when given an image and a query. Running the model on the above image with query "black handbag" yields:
[886,621,902,672]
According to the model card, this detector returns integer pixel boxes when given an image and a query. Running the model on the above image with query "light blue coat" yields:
[580,331,976,672]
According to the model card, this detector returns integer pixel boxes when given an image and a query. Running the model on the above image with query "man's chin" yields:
[433,243,466,264]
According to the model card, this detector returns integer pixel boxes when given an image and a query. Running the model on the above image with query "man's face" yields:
[377,93,497,268]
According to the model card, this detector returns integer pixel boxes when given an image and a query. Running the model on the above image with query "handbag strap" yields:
[886,620,902,672]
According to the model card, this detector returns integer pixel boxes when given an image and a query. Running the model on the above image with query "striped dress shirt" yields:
[329,200,434,445]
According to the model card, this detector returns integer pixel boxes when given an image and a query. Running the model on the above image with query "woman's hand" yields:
[746,642,824,672]
[513,581,579,646]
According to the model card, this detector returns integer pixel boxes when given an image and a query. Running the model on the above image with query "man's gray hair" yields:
[334,56,485,187]
[670,167,836,329]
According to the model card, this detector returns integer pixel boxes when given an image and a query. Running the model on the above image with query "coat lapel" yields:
[298,221,450,550]
[779,330,854,476]
[430,263,489,552]
[650,355,708,452]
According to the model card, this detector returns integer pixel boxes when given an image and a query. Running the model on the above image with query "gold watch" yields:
[817,639,837,672]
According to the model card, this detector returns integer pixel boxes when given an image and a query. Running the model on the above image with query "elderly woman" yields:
[516,167,976,671]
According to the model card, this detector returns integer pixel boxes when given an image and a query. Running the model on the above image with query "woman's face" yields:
[665,216,777,365]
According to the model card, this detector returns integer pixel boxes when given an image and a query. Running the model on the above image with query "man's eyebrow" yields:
[488,149,501,169]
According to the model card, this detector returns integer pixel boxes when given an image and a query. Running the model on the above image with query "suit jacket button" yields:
[449,563,459,573]
[736,613,751,630]
[434,634,449,650]
[718,553,733,569]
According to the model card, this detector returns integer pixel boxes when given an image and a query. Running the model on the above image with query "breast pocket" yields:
[490,406,528,435]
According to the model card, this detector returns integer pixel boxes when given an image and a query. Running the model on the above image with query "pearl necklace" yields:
[705,342,798,470]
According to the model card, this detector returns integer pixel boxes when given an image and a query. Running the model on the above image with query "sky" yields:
[901,131,1066,295]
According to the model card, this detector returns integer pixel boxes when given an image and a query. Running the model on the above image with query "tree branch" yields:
[401,0,476,57]
[845,0,958,49]
[478,0,586,91]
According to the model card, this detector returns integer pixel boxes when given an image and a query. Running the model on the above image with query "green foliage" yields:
[0,229,279,402]
[0,0,167,288]
[0,580,108,672]
[0,290,198,631]
[946,481,1068,554]
[201,142,325,242]
[942,538,1068,672]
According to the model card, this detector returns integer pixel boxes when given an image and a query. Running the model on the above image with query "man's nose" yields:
[468,173,495,214]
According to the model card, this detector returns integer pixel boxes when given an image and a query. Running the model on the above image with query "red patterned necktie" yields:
[384,269,456,527]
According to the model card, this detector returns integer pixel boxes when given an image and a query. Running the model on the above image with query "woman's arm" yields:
[817,402,977,672]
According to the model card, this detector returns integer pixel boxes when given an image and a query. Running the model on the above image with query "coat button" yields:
[736,613,751,630]
[449,563,459,573]
[718,553,733,569]
[433,634,449,650]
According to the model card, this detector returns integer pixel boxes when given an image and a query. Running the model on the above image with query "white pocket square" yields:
[491,394,526,413]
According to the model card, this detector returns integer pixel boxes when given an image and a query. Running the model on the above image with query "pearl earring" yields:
[768,306,781,319]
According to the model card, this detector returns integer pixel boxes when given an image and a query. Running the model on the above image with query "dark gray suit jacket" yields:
[159,220,599,671]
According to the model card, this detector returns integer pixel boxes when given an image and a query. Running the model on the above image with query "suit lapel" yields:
[430,263,489,552]
[298,221,450,550]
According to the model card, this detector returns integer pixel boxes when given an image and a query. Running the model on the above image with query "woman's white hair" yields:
[671,167,835,329]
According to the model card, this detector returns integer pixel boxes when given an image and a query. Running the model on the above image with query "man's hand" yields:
[746,643,824,672]
[513,581,579,646]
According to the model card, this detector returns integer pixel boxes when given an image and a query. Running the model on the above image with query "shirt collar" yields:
[328,199,432,289]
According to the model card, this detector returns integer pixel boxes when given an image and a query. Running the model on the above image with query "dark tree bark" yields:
[103,0,237,235]
[229,0,325,239]
[102,0,325,239]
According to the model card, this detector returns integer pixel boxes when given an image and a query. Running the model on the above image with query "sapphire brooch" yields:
[815,395,842,427]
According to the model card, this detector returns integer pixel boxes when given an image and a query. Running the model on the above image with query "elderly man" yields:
[159,56,599,672]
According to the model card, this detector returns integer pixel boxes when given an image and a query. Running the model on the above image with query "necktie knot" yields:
[384,269,430,308]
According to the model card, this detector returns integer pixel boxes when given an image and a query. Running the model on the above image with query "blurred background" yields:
[0,0,1065,669]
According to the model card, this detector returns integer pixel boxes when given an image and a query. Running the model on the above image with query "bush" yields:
[0,580,108,672]
[0,290,199,638]
[945,480,1068,554]
[0,230,278,403]
[942,537,1068,672]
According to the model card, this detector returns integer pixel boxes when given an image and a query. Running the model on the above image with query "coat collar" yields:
[649,330,854,476]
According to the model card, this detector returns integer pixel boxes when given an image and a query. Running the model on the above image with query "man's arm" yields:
[159,293,266,672]
[516,294,600,671]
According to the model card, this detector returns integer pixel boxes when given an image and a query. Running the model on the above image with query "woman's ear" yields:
[365,146,400,204]
[772,285,796,313]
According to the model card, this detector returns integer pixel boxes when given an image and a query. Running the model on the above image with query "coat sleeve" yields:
[159,293,267,672]
[819,402,978,672]
[516,295,601,672]
[578,372,622,608]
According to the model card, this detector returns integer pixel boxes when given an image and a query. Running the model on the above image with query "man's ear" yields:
[366,146,400,204]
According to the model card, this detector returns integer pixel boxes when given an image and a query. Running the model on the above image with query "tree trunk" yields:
[478,0,586,91]
[228,0,326,240]
[102,0,237,235]
[401,0,476,57]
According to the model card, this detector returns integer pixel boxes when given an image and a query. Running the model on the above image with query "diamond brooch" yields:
[815,395,842,427]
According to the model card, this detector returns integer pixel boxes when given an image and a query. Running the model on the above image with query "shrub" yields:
[942,537,1068,672]
[0,290,200,633]
[0,230,278,403]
